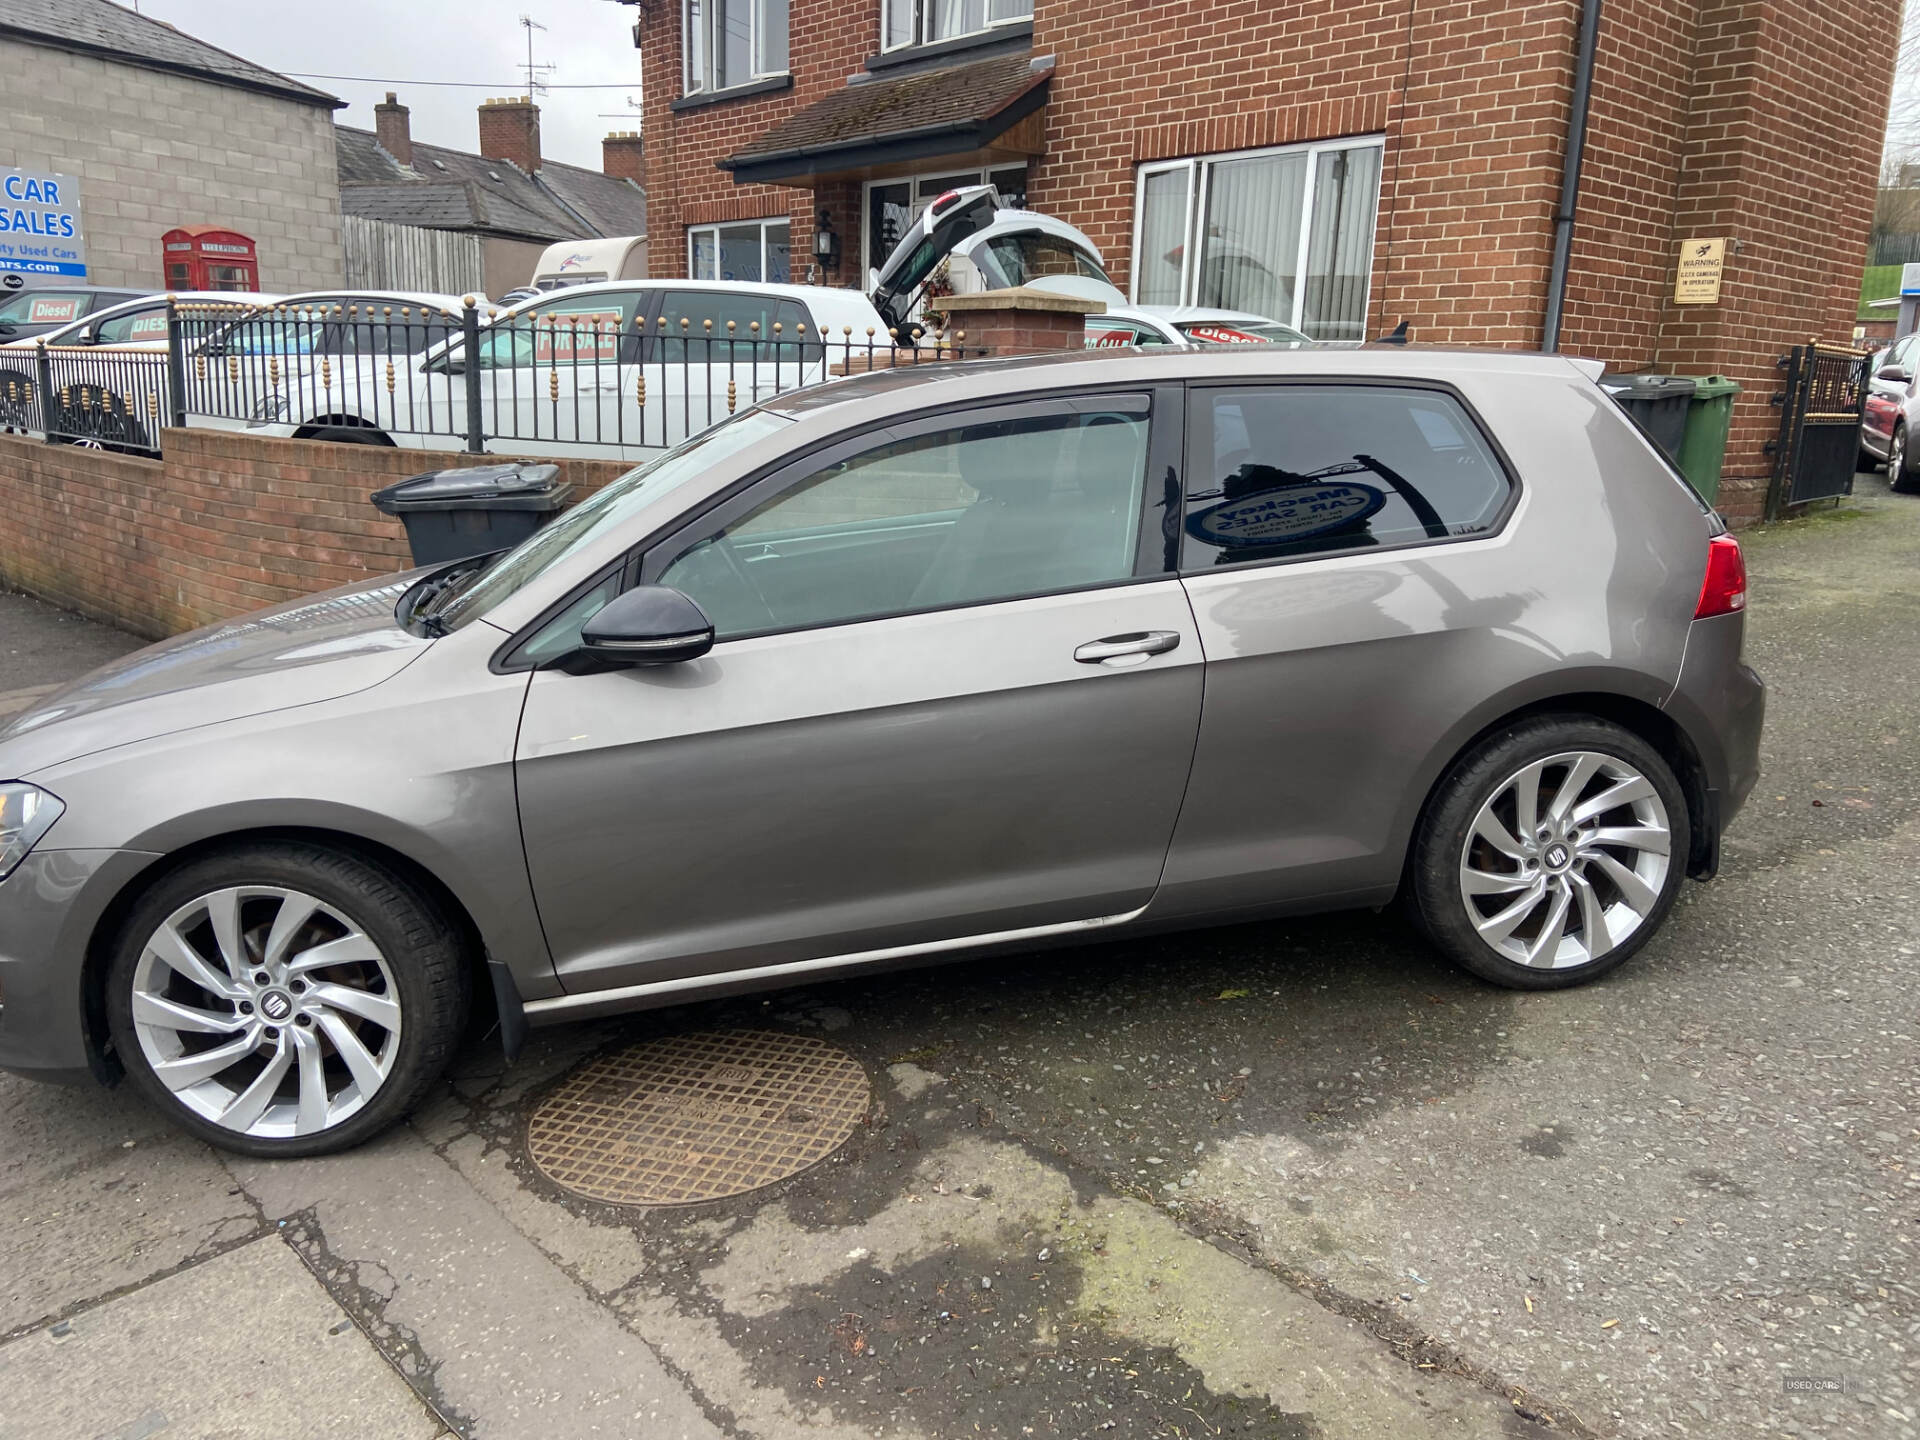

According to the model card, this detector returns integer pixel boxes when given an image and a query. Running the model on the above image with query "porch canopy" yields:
[719,52,1051,188]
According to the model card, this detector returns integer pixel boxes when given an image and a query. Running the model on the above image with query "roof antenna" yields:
[518,15,555,100]
[1376,319,1410,345]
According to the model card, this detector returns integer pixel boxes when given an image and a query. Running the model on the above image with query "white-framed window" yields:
[861,165,1030,276]
[1133,136,1385,342]
[881,0,1032,52]
[684,0,788,94]
[689,218,793,283]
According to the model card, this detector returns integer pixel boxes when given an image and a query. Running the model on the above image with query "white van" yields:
[530,236,648,292]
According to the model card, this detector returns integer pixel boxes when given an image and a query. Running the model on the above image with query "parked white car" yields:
[239,280,893,460]
[0,291,279,449]
[871,185,1119,332]
[184,290,467,440]
[1086,305,1311,348]
[873,187,1311,351]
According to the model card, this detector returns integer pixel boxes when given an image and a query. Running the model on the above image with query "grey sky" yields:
[135,0,644,171]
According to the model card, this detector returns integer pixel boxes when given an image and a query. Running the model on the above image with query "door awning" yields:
[720,52,1051,188]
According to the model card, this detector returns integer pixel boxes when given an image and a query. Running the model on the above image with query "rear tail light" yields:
[1694,533,1746,618]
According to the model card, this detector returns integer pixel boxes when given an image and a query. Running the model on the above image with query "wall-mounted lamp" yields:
[815,209,840,272]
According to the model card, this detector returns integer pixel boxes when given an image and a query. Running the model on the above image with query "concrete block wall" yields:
[2,38,346,293]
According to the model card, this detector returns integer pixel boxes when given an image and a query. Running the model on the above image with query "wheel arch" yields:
[80,824,498,1081]
[292,414,395,444]
[1398,683,1713,897]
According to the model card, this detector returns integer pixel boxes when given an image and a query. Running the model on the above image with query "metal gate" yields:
[1768,341,1870,518]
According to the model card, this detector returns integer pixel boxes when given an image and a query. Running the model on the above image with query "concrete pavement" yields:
[0,481,1916,1440]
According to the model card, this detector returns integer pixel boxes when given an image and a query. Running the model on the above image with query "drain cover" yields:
[526,1030,871,1206]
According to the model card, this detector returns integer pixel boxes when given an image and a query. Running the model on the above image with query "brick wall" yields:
[0,432,628,640]
[637,0,1895,516]
[639,0,876,282]
[2,38,344,292]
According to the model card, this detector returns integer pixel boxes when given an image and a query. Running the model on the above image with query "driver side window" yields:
[93,307,170,345]
[657,401,1152,640]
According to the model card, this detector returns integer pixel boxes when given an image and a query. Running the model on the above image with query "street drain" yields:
[526,1030,871,1206]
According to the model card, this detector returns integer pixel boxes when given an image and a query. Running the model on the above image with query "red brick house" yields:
[617,0,1898,519]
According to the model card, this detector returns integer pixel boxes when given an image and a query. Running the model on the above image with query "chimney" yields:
[374,91,413,168]
[478,96,541,173]
[602,131,646,188]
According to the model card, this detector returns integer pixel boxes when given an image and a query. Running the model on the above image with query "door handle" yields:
[1074,630,1181,666]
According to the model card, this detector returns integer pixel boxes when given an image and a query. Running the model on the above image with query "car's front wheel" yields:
[106,842,468,1156]
[1891,423,1920,494]
[1410,716,1689,989]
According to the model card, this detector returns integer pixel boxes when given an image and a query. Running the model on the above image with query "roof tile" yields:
[0,0,336,105]
[726,51,1049,166]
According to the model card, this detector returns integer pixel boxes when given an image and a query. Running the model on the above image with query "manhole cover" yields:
[526,1030,871,1206]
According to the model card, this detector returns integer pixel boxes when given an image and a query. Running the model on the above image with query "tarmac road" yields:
[0,475,1914,1440]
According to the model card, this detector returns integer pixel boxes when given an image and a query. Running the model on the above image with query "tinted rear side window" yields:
[652,291,814,361]
[1182,385,1512,567]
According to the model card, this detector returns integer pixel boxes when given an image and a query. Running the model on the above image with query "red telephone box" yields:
[160,226,259,292]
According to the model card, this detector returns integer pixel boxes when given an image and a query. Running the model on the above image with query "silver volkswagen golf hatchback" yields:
[0,347,1763,1155]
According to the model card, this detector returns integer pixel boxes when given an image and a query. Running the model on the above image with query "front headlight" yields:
[250,393,288,422]
[0,783,64,881]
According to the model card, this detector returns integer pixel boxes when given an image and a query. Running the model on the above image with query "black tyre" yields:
[1890,423,1920,494]
[106,841,468,1157]
[1409,716,1689,990]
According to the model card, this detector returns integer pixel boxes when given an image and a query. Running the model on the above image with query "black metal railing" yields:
[167,298,972,456]
[0,343,171,453]
[1767,340,1871,518]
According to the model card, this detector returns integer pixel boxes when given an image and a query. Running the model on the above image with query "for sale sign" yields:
[0,167,87,290]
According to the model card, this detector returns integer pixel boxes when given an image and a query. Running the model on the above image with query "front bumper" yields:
[0,848,160,1085]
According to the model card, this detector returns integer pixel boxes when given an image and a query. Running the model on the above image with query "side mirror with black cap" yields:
[578,585,715,667]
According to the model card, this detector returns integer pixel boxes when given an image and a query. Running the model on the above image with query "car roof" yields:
[2,291,283,348]
[492,279,885,332]
[765,343,1598,420]
[272,290,467,310]
[13,286,148,300]
[502,278,865,308]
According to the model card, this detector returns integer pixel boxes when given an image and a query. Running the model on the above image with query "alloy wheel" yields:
[1893,426,1906,480]
[1457,750,1672,969]
[129,886,403,1139]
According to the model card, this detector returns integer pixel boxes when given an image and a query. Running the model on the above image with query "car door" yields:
[640,289,820,454]
[471,290,639,456]
[1156,380,1524,921]
[1864,335,1914,455]
[513,389,1203,996]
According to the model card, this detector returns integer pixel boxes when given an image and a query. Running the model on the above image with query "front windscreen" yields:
[429,409,794,631]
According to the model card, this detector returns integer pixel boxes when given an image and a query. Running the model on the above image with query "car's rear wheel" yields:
[1410,717,1689,989]
[106,843,468,1156]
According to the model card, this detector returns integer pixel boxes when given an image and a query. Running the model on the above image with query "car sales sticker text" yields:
[1188,480,1387,547]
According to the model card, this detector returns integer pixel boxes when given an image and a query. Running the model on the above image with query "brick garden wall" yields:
[0,432,628,640]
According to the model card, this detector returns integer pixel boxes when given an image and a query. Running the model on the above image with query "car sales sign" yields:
[0,167,87,290]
